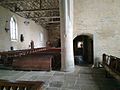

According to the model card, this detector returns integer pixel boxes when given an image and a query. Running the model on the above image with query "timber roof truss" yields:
[0,0,60,29]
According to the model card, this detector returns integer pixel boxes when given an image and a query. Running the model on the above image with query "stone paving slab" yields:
[0,66,119,90]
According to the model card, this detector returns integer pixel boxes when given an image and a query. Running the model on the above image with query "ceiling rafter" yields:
[16,10,59,18]
[41,0,59,10]
[0,0,36,4]
[37,20,60,24]
[27,16,60,19]
[15,8,59,12]
[45,21,60,24]
[0,0,60,30]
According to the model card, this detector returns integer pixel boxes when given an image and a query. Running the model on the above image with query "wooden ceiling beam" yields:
[0,0,35,4]
[44,21,60,24]
[28,16,60,19]
[0,0,60,29]
[0,0,26,4]
[37,21,60,24]
[15,8,59,12]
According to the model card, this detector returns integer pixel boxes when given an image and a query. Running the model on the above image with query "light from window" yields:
[77,41,83,48]
[10,17,18,41]
[39,32,43,42]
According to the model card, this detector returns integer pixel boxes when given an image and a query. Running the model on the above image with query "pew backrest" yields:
[102,53,120,81]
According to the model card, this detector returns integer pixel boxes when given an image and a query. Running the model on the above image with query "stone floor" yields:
[0,65,120,90]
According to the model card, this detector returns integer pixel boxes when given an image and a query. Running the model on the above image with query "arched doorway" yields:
[73,34,93,65]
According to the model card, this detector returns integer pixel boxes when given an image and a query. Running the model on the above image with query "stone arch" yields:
[73,33,93,39]
[73,33,94,65]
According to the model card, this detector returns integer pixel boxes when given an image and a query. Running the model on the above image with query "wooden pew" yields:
[0,47,47,66]
[0,79,44,90]
[0,47,61,71]
[12,55,53,71]
[12,48,61,71]
[31,47,61,70]
[102,53,120,81]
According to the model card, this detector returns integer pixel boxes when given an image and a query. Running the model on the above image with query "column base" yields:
[61,66,75,72]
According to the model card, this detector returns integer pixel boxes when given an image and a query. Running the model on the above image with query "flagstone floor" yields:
[0,65,120,90]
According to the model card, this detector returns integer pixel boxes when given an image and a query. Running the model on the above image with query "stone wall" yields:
[74,0,120,65]
[47,25,60,47]
[0,6,48,51]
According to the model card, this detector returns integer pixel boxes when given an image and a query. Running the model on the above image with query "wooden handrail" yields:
[0,79,44,90]
[0,47,61,58]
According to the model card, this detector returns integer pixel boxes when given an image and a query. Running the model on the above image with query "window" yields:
[39,32,43,42]
[77,41,83,48]
[10,17,18,41]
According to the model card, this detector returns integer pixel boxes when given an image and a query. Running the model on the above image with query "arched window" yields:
[10,17,18,41]
[77,41,83,48]
[39,32,43,42]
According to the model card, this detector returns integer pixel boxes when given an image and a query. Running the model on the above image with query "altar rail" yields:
[102,53,120,81]
[0,79,44,90]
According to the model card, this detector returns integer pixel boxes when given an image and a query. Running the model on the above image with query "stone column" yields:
[60,0,75,72]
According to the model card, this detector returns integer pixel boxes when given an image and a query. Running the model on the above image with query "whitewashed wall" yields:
[0,6,48,51]
[74,0,120,66]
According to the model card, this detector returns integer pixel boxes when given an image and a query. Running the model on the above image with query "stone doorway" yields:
[73,35,93,65]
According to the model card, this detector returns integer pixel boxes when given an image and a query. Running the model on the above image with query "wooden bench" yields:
[102,53,120,81]
[35,52,61,70]
[0,47,61,71]
[0,79,44,90]
[0,47,47,66]
[12,55,53,71]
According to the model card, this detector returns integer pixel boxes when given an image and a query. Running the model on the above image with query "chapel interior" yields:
[0,0,120,90]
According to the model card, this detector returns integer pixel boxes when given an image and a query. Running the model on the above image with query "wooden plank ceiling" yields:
[0,0,60,30]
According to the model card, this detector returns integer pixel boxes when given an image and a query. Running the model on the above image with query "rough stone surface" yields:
[0,65,119,90]
[74,0,120,64]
